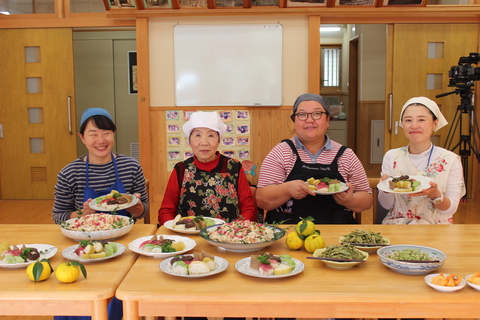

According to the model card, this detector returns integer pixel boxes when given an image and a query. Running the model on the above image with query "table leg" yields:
[91,299,109,320]
[123,300,140,320]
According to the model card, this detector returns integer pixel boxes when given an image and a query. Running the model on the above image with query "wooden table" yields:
[0,223,156,320]
[117,224,480,319]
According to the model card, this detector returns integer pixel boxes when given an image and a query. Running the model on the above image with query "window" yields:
[321,45,342,89]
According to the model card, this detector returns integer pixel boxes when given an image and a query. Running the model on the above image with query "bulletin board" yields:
[173,24,283,107]
[165,110,251,172]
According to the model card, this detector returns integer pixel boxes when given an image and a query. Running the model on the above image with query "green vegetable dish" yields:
[385,248,432,261]
[318,244,365,260]
[342,229,389,245]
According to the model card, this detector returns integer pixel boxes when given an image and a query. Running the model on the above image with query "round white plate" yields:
[313,182,348,195]
[62,242,125,263]
[159,254,229,278]
[0,244,58,269]
[128,235,196,258]
[465,274,480,291]
[377,175,433,194]
[235,257,305,278]
[89,194,138,212]
[164,218,225,234]
[425,274,466,292]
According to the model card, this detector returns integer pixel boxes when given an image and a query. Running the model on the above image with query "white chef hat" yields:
[399,96,448,132]
[183,111,227,138]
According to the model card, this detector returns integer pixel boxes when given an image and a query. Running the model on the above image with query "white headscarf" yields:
[399,96,448,132]
[183,111,227,138]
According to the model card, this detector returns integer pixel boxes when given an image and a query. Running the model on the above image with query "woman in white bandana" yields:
[379,97,466,224]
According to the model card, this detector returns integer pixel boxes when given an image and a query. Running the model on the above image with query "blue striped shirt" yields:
[52,154,149,224]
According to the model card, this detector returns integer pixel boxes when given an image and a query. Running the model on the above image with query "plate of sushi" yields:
[164,215,225,234]
[159,251,229,278]
[377,175,432,194]
[235,253,305,279]
[128,235,196,258]
[89,190,138,212]
[305,177,348,195]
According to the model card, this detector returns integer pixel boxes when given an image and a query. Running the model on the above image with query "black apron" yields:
[265,139,357,225]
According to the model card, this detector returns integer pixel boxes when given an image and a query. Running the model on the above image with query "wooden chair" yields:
[250,186,265,223]
[144,179,150,224]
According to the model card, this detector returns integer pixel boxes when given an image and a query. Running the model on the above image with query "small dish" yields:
[235,257,305,278]
[164,218,225,234]
[425,274,466,292]
[313,248,368,269]
[62,243,126,263]
[128,235,196,258]
[465,274,480,291]
[339,235,390,253]
[159,254,228,278]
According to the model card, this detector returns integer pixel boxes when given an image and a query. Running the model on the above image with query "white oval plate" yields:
[0,244,58,269]
[377,175,433,195]
[159,254,229,278]
[465,274,480,291]
[62,242,126,263]
[339,235,391,253]
[313,182,348,195]
[89,194,138,212]
[424,274,466,292]
[164,218,225,234]
[128,235,196,258]
[235,257,305,278]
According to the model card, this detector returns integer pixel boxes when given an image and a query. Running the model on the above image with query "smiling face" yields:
[189,127,220,163]
[402,104,438,145]
[79,119,115,164]
[294,100,330,145]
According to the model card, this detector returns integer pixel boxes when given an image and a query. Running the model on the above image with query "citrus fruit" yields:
[286,231,304,250]
[55,262,80,283]
[171,241,185,251]
[26,260,53,282]
[295,218,315,237]
[304,234,325,253]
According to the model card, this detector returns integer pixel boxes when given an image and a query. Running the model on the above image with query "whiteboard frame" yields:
[173,24,283,107]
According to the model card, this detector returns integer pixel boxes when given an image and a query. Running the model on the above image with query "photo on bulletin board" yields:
[226,124,234,133]
[238,150,250,159]
[237,136,250,146]
[168,151,181,160]
[128,52,138,94]
[219,111,233,122]
[222,137,235,146]
[167,124,180,133]
[236,125,249,134]
[236,110,250,120]
[184,110,195,121]
[184,151,194,159]
[251,0,279,6]
[223,150,235,158]
[137,0,172,9]
[286,0,327,7]
[179,0,207,7]
[166,110,179,120]
[168,137,181,146]
[335,0,377,5]
[103,0,136,10]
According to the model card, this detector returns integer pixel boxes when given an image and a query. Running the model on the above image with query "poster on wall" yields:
[128,51,138,95]
[165,110,251,172]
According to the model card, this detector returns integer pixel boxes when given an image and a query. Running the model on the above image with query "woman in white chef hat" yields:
[379,97,465,224]
[158,111,256,225]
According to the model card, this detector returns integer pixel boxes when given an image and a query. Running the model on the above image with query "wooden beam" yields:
[308,15,321,94]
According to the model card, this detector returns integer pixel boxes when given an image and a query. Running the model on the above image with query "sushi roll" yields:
[202,257,216,271]
[259,263,274,275]
[188,261,211,274]
[172,261,189,275]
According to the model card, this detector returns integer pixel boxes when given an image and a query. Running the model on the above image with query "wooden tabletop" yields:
[0,223,156,320]
[116,224,480,319]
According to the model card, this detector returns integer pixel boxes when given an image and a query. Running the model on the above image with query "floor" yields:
[1,198,479,320]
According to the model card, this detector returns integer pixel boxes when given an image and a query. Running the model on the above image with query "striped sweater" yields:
[52,154,149,224]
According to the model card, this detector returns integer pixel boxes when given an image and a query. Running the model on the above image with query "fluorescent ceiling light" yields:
[0,11,10,14]
[320,27,341,32]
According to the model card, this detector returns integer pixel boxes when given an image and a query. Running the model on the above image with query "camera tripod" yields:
[436,84,480,199]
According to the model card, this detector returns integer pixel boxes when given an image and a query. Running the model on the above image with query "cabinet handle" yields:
[67,96,73,134]
[388,92,393,133]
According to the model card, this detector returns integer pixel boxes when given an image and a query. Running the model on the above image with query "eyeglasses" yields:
[293,111,328,121]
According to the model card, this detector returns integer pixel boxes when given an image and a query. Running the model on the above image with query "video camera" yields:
[449,52,480,87]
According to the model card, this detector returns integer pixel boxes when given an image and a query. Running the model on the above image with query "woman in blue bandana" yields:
[52,108,149,320]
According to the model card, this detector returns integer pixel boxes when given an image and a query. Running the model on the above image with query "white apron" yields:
[383,146,458,225]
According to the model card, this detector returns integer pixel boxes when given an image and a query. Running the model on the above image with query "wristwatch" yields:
[432,193,444,205]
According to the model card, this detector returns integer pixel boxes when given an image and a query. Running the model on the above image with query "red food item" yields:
[316,182,328,190]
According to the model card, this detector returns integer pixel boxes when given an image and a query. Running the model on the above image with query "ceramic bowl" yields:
[377,245,446,275]
[199,224,285,253]
[338,235,391,253]
[60,215,134,241]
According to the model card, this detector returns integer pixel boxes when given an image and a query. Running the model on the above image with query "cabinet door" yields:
[387,24,479,150]
[0,29,77,199]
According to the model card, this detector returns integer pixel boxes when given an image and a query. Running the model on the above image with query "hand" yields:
[332,182,355,206]
[126,193,144,217]
[287,180,316,200]
[69,199,95,219]
[410,181,437,199]
[380,173,389,182]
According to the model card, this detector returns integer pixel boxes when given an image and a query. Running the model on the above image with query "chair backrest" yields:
[144,179,150,224]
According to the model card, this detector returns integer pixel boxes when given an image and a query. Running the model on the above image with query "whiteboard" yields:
[174,24,282,106]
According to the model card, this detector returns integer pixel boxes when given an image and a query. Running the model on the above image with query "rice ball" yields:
[188,261,210,274]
